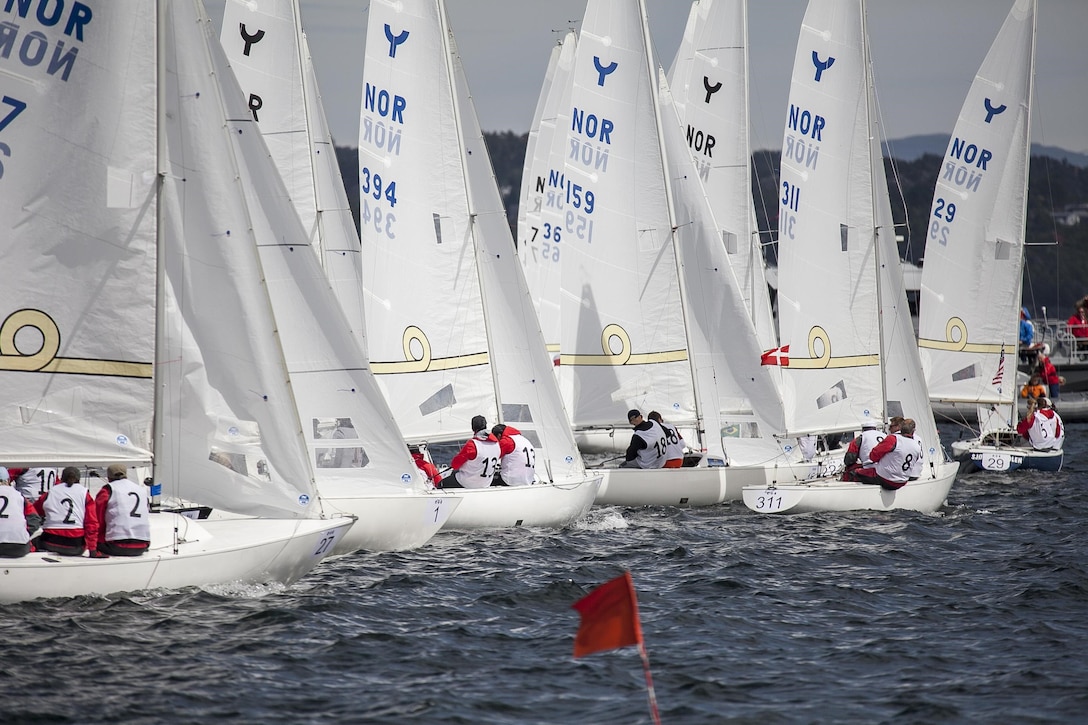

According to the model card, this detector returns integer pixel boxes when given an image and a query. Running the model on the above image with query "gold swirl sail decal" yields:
[917,317,1007,354]
[0,309,153,378]
[369,325,489,374]
[787,325,880,370]
[559,323,688,366]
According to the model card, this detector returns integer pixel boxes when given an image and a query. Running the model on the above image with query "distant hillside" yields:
[873,134,1088,167]
[336,133,1088,314]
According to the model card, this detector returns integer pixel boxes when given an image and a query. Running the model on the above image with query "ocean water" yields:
[2,426,1086,724]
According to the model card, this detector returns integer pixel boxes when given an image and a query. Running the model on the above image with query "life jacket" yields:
[1025,409,1064,451]
[874,434,924,484]
[457,435,501,488]
[632,421,668,469]
[103,478,151,542]
[658,422,684,462]
[498,428,536,486]
[0,487,30,545]
[42,483,89,531]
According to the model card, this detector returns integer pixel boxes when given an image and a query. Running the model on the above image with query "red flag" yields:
[572,571,643,658]
[761,345,790,366]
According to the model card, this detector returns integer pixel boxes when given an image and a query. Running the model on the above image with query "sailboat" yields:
[536,0,832,507]
[0,0,353,603]
[917,0,1053,473]
[517,28,578,365]
[218,0,460,552]
[356,0,601,529]
[740,0,959,514]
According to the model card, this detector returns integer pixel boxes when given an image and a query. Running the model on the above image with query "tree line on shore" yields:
[335,132,1088,315]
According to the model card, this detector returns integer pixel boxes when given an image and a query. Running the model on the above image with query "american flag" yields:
[991,347,1005,386]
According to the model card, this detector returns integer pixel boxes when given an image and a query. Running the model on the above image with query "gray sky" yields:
[207,0,1088,154]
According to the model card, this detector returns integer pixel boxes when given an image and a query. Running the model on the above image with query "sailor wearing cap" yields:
[620,409,668,469]
[93,463,151,557]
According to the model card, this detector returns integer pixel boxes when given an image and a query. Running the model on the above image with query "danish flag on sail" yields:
[761,345,790,366]
[991,347,1005,387]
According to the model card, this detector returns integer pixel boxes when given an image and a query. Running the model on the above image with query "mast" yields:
[437,0,504,423]
[640,0,705,449]
[152,0,167,485]
[861,0,890,421]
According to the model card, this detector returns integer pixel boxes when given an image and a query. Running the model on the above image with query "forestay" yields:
[917,0,1036,428]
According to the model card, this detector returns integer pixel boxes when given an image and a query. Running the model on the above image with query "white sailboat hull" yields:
[740,461,959,514]
[593,453,851,507]
[949,440,1063,473]
[319,490,460,554]
[0,513,354,604]
[439,476,602,530]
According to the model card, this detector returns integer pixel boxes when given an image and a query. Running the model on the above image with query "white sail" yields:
[517,30,577,360]
[0,4,157,467]
[0,0,353,602]
[658,72,788,463]
[358,0,595,493]
[220,0,368,354]
[555,0,696,431]
[773,0,884,436]
[219,0,458,550]
[918,0,1036,426]
[667,0,778,352]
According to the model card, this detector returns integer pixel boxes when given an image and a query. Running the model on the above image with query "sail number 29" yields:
[929,197,957,246]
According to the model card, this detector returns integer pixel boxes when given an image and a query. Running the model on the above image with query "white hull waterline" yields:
[439,477,602,531]
[0,513,353,604]
[741,461,958,514]
[319,487,459,554]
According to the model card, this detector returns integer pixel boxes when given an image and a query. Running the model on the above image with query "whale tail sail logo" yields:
[385,25,409,58]
[702,76,722,104]
[983,97,1008,124]
[593,56,618,87]
[811,51,835,82]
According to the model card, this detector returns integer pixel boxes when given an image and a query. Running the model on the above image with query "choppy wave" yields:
[2,425,1087,723]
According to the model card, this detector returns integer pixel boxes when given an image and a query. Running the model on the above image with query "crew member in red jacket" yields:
[848,419,924,491]
[34,466,99,556]
[1016,397,1065,451]
[409,445,443,488]
[444,415,501,489]
[94,463,151,556]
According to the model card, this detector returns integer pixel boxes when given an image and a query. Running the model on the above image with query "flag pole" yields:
[638,642,661,725]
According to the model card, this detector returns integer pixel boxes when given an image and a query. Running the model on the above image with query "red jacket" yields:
[1037,356,1060,385]
[1067,313,1088,339]
[95,484,150,551]
[450,431,500,470]
[495,426,523,457]
[411,452,443,487]
[1016,408,1063,439]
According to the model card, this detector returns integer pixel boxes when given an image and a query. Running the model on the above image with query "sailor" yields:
[850,418,924,491]
[444,415,502,488]
[94,464,152,557]
[1016,397,1065,451]
[34,466,100,556]
[620,410,667,469]
[0,467,42,558]
[647,411,684,468]
[841,420,884,481]
[492,424,537,486]
[409,445,443,488]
